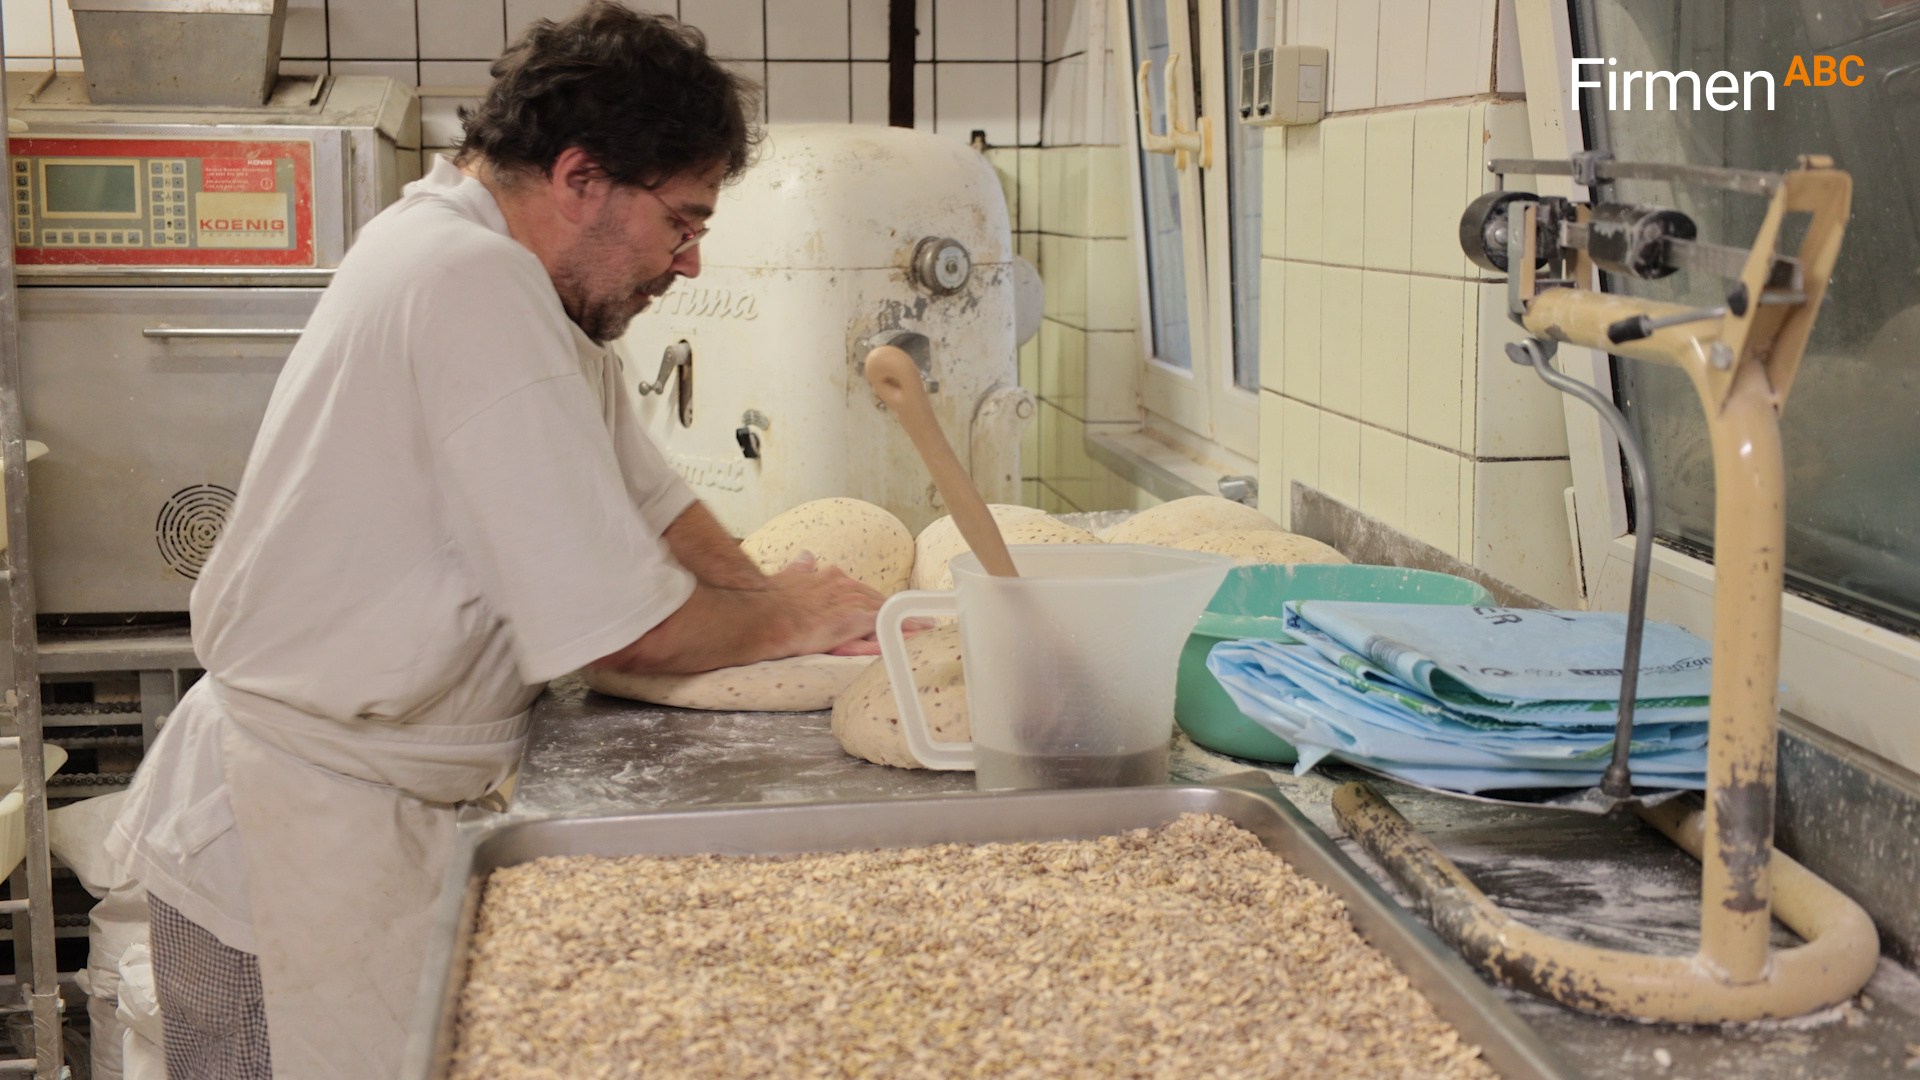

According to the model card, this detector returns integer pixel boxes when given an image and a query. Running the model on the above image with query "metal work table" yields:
[510,674,1920,1079]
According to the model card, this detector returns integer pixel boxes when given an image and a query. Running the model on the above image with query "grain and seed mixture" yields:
[449,813,1498,1079]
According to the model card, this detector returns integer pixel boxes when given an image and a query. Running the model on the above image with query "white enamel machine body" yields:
[613,123,1036,538]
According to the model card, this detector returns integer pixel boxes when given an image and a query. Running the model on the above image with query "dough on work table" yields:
[585,497,909,711]
[1099,495,1282,546]
[741,496,915,595]
[584,655,876,712]
[1170,528,1349,565]
[831,625,969,769]
[918,517,1102,592]
[909,504,1051,590]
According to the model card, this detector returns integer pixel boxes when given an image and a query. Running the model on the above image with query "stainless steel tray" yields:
[402,775,1576,1079]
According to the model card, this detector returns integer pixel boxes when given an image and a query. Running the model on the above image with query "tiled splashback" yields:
[1,0,1105,150]
[1255,0,1578,607]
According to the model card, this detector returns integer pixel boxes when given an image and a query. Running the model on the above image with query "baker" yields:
[106,5,882,1076]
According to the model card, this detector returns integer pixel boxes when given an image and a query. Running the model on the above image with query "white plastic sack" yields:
[88,995,124,1080]
[116,943,166,1050]
[48,793,156,1080]
[118,947,168,1080]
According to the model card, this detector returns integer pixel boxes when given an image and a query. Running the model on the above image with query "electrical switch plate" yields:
[1237,45,1329,127]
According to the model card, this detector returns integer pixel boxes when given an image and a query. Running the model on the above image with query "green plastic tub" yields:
[1175,564,1495,763]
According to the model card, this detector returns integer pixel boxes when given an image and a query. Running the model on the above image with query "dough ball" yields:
[831,625,969,768]
[910,504,1052,590]
[1101,496,1283,546]
[923,517,1101,592]
[741,497,914,596]
[584,655,875,712]
[1170,528,1349,565]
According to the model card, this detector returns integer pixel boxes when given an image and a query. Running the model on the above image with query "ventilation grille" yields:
[154,484,236,580]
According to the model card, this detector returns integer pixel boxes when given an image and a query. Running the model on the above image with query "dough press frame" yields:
[1332,154,1880,1023]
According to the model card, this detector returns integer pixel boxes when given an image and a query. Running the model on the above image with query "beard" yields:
[570,267,679,344]
[557,213,682,344]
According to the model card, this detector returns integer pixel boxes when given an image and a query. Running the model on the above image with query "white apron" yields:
[210,680,528,1079]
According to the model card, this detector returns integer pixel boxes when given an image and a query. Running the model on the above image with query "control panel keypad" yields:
[146,160,190,245]
[8,141,308,264]
[12,160,29,247]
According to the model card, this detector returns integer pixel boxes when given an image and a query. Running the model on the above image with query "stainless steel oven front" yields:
[7,71,418,615]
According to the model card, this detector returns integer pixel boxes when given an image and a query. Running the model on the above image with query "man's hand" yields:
[593,554,885,674]
[823,617,939,656]
[775,552,938,656]
[761,557,887,656]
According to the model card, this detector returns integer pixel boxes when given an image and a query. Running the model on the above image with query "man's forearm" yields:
[662,501,765,589]
[594,582,795,674]
[591,565,882,675]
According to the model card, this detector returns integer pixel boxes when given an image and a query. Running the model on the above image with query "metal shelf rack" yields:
[0,55,68,1080]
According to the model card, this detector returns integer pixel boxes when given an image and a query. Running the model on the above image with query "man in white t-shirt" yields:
[106,5,881,1076]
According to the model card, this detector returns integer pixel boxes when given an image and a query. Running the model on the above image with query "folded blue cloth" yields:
[1286,601,1713,711]
[1206,602,1714,793]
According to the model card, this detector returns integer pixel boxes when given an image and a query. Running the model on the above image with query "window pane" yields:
[1577,0,1920,630]
[1227,0,1263,391]
[1131,0,1195,370]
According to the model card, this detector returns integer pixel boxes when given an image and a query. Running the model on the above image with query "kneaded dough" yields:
[921,517,1101,591]
[589,498,908,712]
[584,654,876,712]
[831,625,969,768]
[741,497,915,596]
[1101,495,1283,546]
[1170,528,1349,565]
[909,504,1052,590]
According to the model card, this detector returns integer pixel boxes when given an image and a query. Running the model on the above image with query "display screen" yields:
[43,162,138,214]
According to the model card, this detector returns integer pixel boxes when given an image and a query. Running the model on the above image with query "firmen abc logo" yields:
[1783,54,1864,87]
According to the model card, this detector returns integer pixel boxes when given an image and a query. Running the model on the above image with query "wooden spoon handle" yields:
[865,345,1018,578]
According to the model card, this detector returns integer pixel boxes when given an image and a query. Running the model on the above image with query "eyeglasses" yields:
[639,186,710,256]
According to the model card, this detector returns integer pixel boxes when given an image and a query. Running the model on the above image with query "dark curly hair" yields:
[457,1,761,189]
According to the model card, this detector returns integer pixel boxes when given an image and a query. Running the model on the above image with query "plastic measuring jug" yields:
[876,544,1232,790]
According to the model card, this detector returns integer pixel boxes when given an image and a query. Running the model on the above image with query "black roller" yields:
[1458,190,1553,273]
[1585,202,1695,279]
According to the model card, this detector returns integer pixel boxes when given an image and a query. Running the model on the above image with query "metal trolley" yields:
[0,61,68,1080]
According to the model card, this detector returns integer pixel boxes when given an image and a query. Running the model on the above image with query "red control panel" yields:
[10,135,315,267]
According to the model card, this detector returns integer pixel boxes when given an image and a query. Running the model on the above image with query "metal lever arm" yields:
[1607,284,1750,344]
[1506,337,1653,800]
[637,341,692,395]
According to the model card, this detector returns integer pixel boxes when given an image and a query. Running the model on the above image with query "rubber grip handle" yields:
[1608,315,1652,344]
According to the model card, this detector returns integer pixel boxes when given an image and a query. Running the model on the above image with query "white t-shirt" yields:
[109,157,698,951]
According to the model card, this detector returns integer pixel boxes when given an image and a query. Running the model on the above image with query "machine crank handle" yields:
[1606,283,1750,344]
[637,341,692,395]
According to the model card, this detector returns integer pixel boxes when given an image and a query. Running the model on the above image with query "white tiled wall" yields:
[988,0,1151,515]
[1255,0,1576,605]
[1,0,1060,151]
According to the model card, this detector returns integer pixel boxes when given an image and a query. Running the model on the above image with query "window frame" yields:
[1114,0,1262,465]
[1518,0,1920,772]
